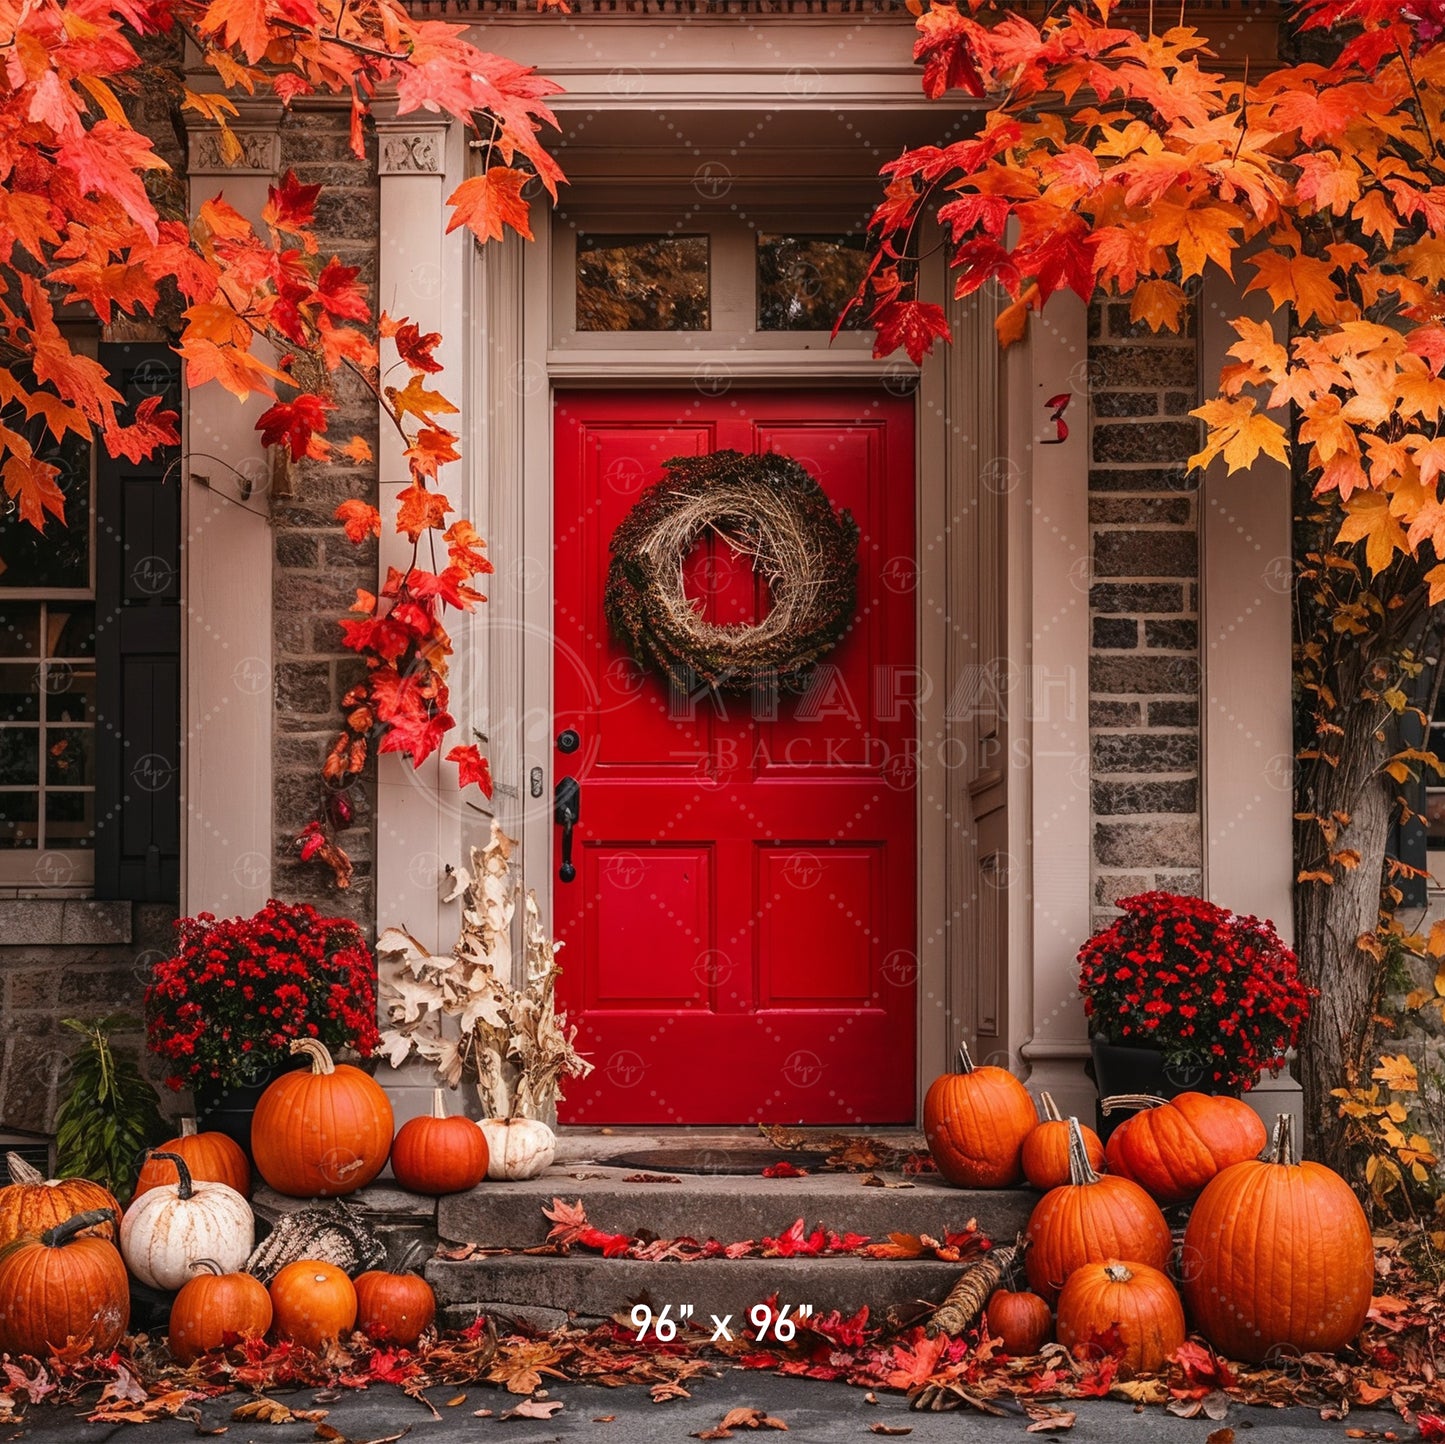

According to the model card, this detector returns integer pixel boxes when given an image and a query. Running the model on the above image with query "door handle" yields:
[554,775,581,883]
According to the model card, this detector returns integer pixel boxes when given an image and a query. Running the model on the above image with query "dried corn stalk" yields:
[377,821,593,1116]
[925,1244,1017,1338]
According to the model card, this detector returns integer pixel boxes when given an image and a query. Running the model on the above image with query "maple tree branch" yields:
[1397,43,1441,165]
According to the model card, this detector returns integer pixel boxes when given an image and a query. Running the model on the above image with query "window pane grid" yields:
[0,602,96,852]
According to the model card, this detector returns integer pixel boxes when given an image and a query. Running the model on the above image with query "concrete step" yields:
[426,1253,967,1332]
[437,1169,1035,1251]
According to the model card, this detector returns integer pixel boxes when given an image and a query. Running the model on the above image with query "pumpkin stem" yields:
[1065,1117,1102,1187]
[1269,1112,1297,1167]
[396,1237,430,1274]
[1102,1262,1134,1284]
[290,1038,336,1075]
[955,1042,977,1075]
[1037,1092,1062,1123]
[148,1149,195,1199]
[1099,1094,1169,1116]
[190,1258,226,1278]
[41,1208,116,1248]
[179,1116,198,1138]
[431,1087,448,1121]
[5,1152,43,1185]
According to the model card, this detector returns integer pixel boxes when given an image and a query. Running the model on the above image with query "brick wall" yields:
[268,113,381,929]
[1087,298,1204,928]
[0,902,178,1132]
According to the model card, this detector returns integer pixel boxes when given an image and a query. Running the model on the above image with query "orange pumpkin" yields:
[168,1259,273,1364]
[1021,1093,1104,1191]
[355,1269,437,1347]
[1182,1112,1374,1363]
[0,1153,119,1246]
[390,1089,489,1196]
[251,1040,393,1198]
[269,1260,358,1352]
[1025,1118,1172,1303]
[1103,1091,1267,1205]
[985,1288,1053,1355]
[135,1118,250,1200]
[923,1044,1037,1188]
[1056,1260,1184,1376]
[0,1209,129,1357]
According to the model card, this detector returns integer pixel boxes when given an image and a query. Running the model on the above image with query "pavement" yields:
[3,1371,1399,1444]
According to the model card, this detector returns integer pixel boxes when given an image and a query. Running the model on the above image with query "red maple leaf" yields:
[263,172,322,239]
[104,395,179,464]
[883,1330,948,1390]
[760,1160,808,1178]
[315,257,370,321]
[761,1219,826,1258]
[446,743,494,796]
[257,391,334,460]
[913,5,986,100]
[870,299,952,364]
[394,321,444,373]
[578,1227,633,1257]
[378,704,455,768]
[335,499,382,544]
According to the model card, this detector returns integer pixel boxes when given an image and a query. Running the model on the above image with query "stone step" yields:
[426,1253,968,1332]
[437,1170,1035,1251]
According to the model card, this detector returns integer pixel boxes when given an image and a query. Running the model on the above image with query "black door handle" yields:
[555,775,580,883]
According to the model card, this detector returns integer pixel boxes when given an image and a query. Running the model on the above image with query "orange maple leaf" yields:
[395,483,453,542]
[445,167,533,244]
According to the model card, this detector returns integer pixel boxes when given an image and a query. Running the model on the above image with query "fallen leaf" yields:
[445,1395,466,1407]
[1207,1432,1235,1444]
[870,1428,913,1438]
[1026,1406,1076,1433]
[499,1399,565,1420]
[860,1173,914,1189]
[233,1399,329,1424]
[652,1382,692,1403]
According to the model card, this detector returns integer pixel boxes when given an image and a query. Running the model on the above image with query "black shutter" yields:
[1391,664,1431,911]
[93,343,182,903]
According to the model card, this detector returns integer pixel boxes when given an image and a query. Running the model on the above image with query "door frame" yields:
[467,183,1021,1126]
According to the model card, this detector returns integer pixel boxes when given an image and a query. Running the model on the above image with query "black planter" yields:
[193,1056,306,1161]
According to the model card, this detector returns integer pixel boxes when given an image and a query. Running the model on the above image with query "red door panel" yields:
[553,390,916,1125]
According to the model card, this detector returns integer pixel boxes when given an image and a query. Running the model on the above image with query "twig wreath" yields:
[604,449,860,694]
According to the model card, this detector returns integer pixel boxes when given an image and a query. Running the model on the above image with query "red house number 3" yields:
[1042,392,1071,445]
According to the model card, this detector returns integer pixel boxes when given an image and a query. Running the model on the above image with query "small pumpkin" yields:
[0,1153,120,1247]
[1103,1091,1267,1205]
[1182,1112,1373,1363]
[355,1268,437,1346]
[923,1043,1037,1188]
[252,1039,393,1198]
[168,1259,273,1364]
[1056,1260,1184,1376]
[1021,1093,1104,1191]
[985,1288,1053,1355]
[0,1209,129,1357]
[1025,1118,1172,1303]
[120,1151,253,1291]
[269,1259,358,1352]
[391,1088,489,1195]
[135,1117,250,1200]
[479,1117,556,1181]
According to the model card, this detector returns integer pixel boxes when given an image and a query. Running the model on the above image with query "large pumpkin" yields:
[168,1259,273,1363]
[135,1118,250,1200]
[0,1209,129,1356]
[0,1154,120,1247]
[270,1259,358,1352]
[1025,1118,1172,1303]
[1182,1113,1374,1362]
[252,1039,393,1198]
[120,1151,254,1291]
[479,1117,556,1181]
[1021,1093,1104,1192]
[1056,1260,1184,1376]
[355,1268,437,1347]
[391,1089,488,1196]
[923,1044,1037,1188]
[1103,1091,1267,1205]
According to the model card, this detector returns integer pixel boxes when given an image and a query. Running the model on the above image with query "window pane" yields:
[0,665,39,722]
[0,730,38,786]
[46,604,95,658]
[757,233,870,332]
[46,790,94,848]
[0,793,38,849]
[44,665,94,723]
[0,373,91,589]
[0,605,40,657]
[576,234,710,332]
[46,728,91,786]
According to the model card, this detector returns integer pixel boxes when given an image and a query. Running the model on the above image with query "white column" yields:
[1015,297,1096,1121]
[183,114,280,914]
[373,115,471,1125]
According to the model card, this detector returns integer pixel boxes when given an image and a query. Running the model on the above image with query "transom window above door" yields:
[553,206,880,352]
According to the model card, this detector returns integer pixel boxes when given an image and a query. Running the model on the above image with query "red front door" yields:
[552,390,917,1125]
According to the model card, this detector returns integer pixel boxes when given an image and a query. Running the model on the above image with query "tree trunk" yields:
[1293,708,1393,1170]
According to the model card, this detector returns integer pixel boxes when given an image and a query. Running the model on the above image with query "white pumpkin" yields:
[478,1117,555,1180]
[121,1150,253,1291]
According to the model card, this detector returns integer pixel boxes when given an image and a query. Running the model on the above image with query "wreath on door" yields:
[604,449,859,694]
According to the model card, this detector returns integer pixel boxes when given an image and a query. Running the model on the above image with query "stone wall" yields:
[0,901,178,1133]
[1087,298,1204,928]
[268,113,382,930]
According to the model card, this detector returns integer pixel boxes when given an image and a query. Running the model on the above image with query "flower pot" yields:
[1089,1038,1239,1139]
[193,1057,307,1162]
